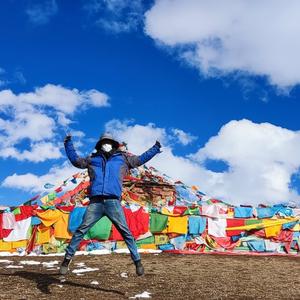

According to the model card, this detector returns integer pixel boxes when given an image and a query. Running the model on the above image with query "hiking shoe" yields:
[59,257,72,275]
[135,260,144,276]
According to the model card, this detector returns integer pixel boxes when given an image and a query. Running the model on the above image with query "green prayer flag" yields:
[47,192,57,201]
[13,207,21,215]
[184,207,200,216]
[150,213,168,233]
[85,216,112,240]
[245,219,263,226]
[136,236,155,246]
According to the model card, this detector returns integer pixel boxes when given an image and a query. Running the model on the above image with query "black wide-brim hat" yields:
[95,133,120,150]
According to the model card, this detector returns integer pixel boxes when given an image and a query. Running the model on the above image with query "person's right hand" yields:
[155,140,162,148]
[64,133,72,143]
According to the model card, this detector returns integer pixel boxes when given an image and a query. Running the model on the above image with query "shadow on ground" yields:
[0,271,126,297]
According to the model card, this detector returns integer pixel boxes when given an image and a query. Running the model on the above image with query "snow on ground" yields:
[75,262,86,267]
[5,265,24,269]
[72,267,99,274]
[120,272,128,278]
[42,260,59,268]
[89,249,111,255]
[0,259,13,263]
[20,260,41,265]
[90,281,99,285]
[130,291,151,299]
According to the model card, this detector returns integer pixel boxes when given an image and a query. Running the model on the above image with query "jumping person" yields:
[60,133,161,276]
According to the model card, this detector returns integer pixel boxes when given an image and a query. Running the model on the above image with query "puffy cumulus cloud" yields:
[26,0,58,25]
[0,142,62,163]
[145,0,300,89]
[190,119,300,205]
[105,119,198,150]
[2,162,78,193]
[0,84,109,162]
[171,128,197,145]
[105,119,166,153]
[0,84,109,114]
[84,0,145,33]
[0,112,55,145]
[104,119,300,206]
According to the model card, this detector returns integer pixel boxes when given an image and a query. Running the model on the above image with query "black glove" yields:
[64,134,72,143]
[155,140,161,148]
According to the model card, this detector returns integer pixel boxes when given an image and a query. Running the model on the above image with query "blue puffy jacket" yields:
[64,140,161,199]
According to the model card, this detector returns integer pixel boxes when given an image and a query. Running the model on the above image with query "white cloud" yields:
[56,112,73,127]
[105,119,166,152]
[85,0,145,33]
[0,84,109,114]
[82,89,110,107]
[0,84,109,162]
[171,128,197,145]
[145,0,300,89]
[26,0,58,25]
[0,111,55,144]
[0,142,62,163]
[190,119,300,205]
[105,119,300,206]
[2,163,78,193]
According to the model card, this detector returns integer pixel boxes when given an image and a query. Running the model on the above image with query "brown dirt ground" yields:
[0,253,299,300]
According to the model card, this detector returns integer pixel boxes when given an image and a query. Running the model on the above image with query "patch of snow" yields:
[138,249,161,254]
[91,281,99,285]
[130,291,151,299]
[89,249,111,255]
[114,249,130,254]
[75,262,86,267]
[74,251,90,256]
[0,252,19,256]
[72,267,99,274]
[57,285,63,288]
[5,265,24,269]
[20,260,40,265]
[120,272,128,278]
[0,260,13,263]
[42,261,59,268]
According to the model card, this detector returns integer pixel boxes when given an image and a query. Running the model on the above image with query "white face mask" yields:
[101,143,113,152]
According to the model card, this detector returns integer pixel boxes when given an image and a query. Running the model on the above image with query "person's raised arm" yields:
[125,141,162,169]
[64,134,89,169]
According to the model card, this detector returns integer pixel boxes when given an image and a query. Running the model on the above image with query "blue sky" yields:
[1,0,300,206]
